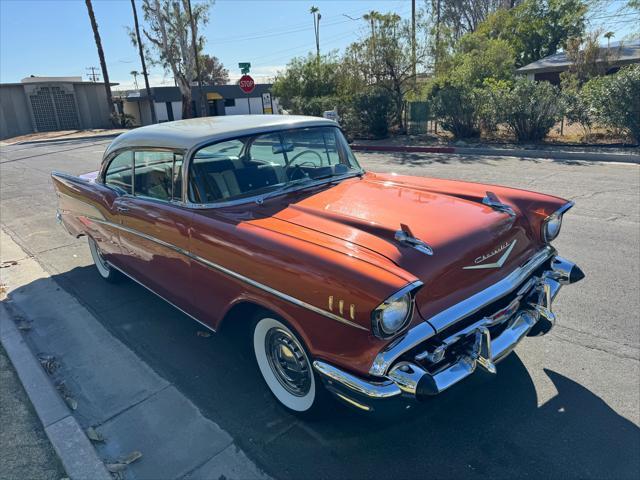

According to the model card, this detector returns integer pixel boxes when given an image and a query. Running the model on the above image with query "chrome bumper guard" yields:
[313,254,584,412]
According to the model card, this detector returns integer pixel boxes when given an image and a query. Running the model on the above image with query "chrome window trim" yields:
[99,146,188,204]
[88,217,369,331]
[369,246,555,377]
[183,171,364,209]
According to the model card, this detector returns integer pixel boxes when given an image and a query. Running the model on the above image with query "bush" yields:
[287,95,342,117]
[581,65,640,143]
[344,88,394,139]
[430,84,484,139]
[110,112,135,128]
[491,78,563,142]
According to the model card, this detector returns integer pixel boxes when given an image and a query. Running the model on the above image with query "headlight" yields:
[542,202,574,243]
[543,213,563,242]
[371,282,422,339]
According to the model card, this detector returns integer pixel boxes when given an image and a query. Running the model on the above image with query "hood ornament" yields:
[464,239,517,270]
[483,191,516,217]
[395,223,434,256]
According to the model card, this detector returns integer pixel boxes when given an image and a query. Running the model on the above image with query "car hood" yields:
[267,172,542,329]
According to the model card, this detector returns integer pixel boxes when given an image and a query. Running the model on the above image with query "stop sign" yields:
[238,74,255,94]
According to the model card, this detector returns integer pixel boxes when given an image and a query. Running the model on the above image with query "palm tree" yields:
[604,31,615,50]
[130,0,156,124]
[130,70,139,89]
[310,6,321,60]
[84,0,115,116]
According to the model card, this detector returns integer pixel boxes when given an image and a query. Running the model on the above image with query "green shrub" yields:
[430,84,484,139]
[582,65,640,143]
[492,78,563,142]
[347,88,394,139]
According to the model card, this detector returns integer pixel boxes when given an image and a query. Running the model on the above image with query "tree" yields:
[141,0,211,119]
[475,0,587,67]
[433,0,520,41]
[200,54,229,85]
[130,70,139,89]
[344,12,427,131]
[272,52,344,111]
[84,0,115,117]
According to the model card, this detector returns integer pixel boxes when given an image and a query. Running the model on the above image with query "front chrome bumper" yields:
[313,252,584,413]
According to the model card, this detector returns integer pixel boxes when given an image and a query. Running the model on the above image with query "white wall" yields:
[155,102,168,122]
[171,101,182,120]
[224,96,280,115]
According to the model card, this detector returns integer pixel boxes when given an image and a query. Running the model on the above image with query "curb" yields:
[455,146,640,164]
[351,144,455,154]
[15,133,123,146]
[351,144,640,163]
[0,302,112,480]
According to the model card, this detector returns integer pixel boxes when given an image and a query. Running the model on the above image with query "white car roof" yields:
[104,115,337,158]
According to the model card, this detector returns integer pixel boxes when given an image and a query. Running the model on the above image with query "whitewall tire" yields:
[88,237,120,283]
[253,316,320,414]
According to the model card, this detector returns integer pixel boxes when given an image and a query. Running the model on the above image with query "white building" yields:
[120,84,279,126]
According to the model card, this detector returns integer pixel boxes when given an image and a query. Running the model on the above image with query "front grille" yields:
[401,257,551,374]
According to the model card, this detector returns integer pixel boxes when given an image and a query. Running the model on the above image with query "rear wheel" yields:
[252,315,327,415]
[88,237,120,283]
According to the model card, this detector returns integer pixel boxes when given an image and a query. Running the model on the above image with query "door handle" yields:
[116,206,130,213]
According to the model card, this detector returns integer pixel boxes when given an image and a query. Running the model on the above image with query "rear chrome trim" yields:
[369,246,555,376]
[89,217,369,331]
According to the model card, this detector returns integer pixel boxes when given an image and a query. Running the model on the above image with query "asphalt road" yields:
[1,137,639,479]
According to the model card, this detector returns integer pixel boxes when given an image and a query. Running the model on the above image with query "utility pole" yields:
[187,0,206,117]
[411,0,416,86]
[435,0,441,76]
[130,0,156,124]
[86,66,100,82]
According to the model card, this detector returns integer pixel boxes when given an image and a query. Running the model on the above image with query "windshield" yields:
[188,126,361,204]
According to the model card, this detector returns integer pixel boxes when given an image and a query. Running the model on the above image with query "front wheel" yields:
[252,316,326,415]
[88,237,120,283]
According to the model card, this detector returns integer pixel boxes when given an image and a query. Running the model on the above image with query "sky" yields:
[0,0,638,91]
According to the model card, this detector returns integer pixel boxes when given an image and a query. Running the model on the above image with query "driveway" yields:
[1,138,639,479]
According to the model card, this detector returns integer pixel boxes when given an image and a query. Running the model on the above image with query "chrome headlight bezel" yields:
[371,281,423,339]
[542,201,574,243]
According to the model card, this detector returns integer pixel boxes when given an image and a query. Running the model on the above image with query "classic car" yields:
[52,115,584,415]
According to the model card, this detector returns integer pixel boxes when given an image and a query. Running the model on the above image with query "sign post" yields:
[238,63,255,114]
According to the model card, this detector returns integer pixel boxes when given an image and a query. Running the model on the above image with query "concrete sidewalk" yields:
[0,229,269,480]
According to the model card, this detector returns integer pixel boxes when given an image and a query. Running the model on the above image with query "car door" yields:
[113,149,193,313]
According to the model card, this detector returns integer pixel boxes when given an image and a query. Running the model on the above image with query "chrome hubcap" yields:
[265,328,311,397]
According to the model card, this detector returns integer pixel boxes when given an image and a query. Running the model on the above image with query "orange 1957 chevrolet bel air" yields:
[52,115,584,415]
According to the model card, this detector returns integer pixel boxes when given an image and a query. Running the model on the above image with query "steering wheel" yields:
[288,149,324,166]
[287,165,308,181]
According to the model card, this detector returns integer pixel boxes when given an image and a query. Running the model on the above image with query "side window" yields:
[105,151,133,194]
[134,151,183,201]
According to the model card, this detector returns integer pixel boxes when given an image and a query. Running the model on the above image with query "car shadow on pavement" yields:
[375,152,600,168]
[11,266,640,480]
